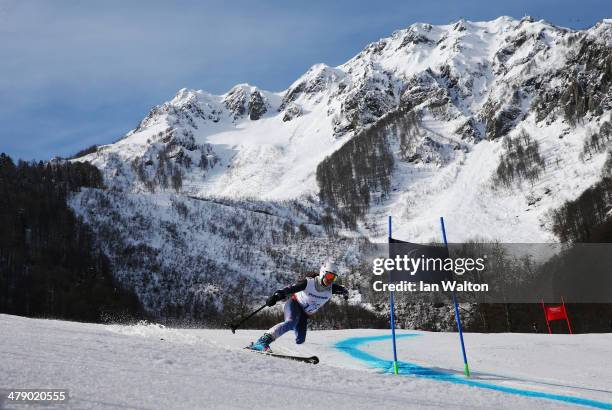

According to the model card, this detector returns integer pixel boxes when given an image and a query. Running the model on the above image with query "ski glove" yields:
[266,291,285,307]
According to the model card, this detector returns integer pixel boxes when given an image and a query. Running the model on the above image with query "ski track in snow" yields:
[334,334,612,409]
[2,314,612,409]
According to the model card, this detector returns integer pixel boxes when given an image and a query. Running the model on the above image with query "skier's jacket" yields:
[277,273,348,315]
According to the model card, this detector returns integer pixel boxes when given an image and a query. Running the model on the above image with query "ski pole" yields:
[229,304,267,333]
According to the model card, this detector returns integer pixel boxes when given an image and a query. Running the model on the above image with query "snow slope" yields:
[2,314,611,409]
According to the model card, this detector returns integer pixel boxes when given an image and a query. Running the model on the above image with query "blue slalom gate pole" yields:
[440,217,471,377]
[388,216,399,375]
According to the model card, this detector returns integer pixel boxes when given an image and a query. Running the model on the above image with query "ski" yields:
[244,346,319,364]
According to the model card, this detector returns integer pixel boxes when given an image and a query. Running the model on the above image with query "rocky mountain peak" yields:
[222,84,271,120]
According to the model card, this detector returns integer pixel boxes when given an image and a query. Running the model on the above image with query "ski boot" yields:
[249,333,274,352]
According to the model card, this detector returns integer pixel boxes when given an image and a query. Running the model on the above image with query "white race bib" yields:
[294,277,332,314]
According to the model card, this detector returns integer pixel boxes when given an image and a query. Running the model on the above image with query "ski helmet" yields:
[319,260,338,283]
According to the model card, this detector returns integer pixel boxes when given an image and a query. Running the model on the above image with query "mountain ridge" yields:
[77,16,610,238]
[67,16,611,315]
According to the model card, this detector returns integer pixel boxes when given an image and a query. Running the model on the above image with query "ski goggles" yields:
[323,271,338,282]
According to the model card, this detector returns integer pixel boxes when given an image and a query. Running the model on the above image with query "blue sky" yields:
[1,0,610,160]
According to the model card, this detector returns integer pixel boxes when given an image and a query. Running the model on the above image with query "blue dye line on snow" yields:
[334,334,612,409]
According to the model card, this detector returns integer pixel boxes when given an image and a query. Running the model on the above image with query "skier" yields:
[249,260,349,351]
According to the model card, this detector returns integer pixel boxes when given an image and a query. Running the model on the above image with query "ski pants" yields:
[268,298,308,344]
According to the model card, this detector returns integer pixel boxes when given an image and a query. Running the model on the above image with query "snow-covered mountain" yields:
[71,17,612,316]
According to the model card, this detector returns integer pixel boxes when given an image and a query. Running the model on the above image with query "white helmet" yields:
[319,260,338,282]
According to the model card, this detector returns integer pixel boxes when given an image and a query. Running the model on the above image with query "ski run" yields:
[1,314,611,409]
